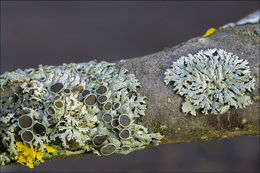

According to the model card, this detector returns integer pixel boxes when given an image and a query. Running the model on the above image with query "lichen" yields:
[164,48,255,115]
[0,60,163,168]
[14,141,45,168]
[0,153,10,166]
[202,28,216,38]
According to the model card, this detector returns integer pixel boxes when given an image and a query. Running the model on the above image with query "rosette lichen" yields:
[164,49,255,115]
[0,60,163,168]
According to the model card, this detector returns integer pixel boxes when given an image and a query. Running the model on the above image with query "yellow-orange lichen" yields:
[15,141,43,168]
[203,28,216,37]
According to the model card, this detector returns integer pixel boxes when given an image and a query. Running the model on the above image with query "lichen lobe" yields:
[164,48,255,115]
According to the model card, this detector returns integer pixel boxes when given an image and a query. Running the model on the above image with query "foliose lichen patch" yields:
[0,60,163,168]
[164,49,255,115]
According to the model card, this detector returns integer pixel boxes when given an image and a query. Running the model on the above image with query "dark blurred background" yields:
[0,1,259,172]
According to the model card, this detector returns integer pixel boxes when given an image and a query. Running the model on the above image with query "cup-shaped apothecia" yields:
[97,78,103,84]
[49,82,64,94]
[121,145,131,151]
[97,95,107,104]
[96,85,108,95]
[118,114,131,127]
[81,89,91,98]
[92,135,107,147]
[47,106,56,116]
[102,113,112,123]
[21,130,34,143]
[100,143,116,156]
[18,115,33,129]
[103,102,112,111]
[54,100,64,109]
[111,119,119,128]
[84,94,97,106]
[32,122,47,136]
[119,129,130,139]
[63,88,71,96]
[113,102,121,110]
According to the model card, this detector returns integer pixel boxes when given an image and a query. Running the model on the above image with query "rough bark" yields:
[1,22,259,167]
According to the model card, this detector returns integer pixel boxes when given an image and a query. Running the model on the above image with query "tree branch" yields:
[1,22,259,168]
[116,22,260,144]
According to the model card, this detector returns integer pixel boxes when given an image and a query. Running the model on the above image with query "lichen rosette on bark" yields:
[164,49,255,115]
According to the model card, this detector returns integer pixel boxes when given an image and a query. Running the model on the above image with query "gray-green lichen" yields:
[164,49,255,115]
[0,60,163,168]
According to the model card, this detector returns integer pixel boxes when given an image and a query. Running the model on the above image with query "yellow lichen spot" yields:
[36,152,44,160]
[26,160,34,169]
[203,28,216,38]
[135,71,139,76]
[46,146,56,153]
[167,97,172,103]
[15,141,44,168]
[16,141,23,147]
[15,155,26,164]
[242,118,247,124]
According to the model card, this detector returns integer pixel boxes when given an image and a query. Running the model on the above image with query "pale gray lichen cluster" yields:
[0,60,163,167]
[164,49,255,115]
